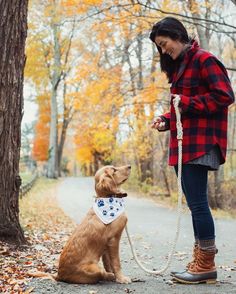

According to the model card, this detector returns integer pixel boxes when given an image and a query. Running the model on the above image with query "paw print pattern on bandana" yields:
[97,199,105,207]
[102,210,107,216]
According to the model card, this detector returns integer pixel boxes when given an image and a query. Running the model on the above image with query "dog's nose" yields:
[127,165,131,169]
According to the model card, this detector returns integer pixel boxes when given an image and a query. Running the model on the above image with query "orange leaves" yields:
[32,94,50,162]
[32,134,49,162]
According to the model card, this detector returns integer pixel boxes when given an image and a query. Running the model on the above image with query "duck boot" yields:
[170,243,199,276]
[172,248,217,284]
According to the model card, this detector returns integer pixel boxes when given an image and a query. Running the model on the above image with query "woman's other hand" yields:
[151,117,166,131]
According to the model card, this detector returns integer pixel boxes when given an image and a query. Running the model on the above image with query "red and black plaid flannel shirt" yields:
[161,41,235,166]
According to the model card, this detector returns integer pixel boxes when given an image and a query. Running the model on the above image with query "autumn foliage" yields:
[25,0,236,205]
[32,94,50,161]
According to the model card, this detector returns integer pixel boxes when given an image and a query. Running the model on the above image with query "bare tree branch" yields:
[135,0,236,30]
[226,67,236,72]
[75,2,236,32]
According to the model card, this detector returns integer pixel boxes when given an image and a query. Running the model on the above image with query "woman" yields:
[150,17,235,284]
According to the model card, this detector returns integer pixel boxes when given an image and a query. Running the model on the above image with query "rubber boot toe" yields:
[172,270,217,284]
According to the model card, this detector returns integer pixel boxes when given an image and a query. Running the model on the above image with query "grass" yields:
[20,172,36,185]
[125,182,236,220]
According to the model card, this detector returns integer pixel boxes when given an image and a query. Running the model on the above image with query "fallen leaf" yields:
[23,287,35,293]
[131,277,145,282]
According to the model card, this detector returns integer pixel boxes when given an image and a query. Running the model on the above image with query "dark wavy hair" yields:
[150,17,191,82]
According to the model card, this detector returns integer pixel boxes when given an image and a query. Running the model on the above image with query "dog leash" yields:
[125,94,184,275]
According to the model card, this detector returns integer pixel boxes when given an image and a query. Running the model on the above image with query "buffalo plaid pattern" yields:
[162,41,235,166]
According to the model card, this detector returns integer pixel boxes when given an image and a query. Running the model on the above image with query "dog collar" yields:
[93,197,125,225]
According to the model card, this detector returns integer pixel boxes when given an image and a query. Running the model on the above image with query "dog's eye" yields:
[113,168,117,173]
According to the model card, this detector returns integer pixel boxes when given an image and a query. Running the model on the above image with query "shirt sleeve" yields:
[179,56,235,114]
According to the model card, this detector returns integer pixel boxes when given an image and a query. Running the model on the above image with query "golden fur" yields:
[30,165,131,284]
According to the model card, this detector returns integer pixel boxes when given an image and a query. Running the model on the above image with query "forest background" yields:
[22,0,236,212]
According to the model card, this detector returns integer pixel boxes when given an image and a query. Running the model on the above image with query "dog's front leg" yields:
[102,251,113,273]
[108,236,131,284]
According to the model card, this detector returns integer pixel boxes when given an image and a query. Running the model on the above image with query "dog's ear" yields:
[95,169,118,196]
[96,173,111,195]
[104,168,114,178]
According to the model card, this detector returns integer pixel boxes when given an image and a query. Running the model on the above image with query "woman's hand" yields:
[172,94,182,113]
[151,117,166,131]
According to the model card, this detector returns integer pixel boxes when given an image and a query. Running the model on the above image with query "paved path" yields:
[30,177,236,294]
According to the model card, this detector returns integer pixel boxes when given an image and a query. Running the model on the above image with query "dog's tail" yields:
[28,270,58,281]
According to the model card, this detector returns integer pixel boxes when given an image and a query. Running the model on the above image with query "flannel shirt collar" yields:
[174,40,200,83]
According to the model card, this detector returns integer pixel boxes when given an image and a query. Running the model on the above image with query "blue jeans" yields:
[174,164,215,241]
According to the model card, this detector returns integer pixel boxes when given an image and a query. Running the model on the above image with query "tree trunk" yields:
[140,157,153,183]
[47,90,59,178]
[0,0,28,245]
[187,0,210,50]
[158,134,172,196]
[208,172,218,209]
[47,20,61,178]
[214,168,224,209]
[124,39,136,96]
[58,118,69,176]
[93,152,101,174]
[58,82,74,176]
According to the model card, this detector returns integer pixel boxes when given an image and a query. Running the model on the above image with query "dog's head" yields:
[95,165,131,198]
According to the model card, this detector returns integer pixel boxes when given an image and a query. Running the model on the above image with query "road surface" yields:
[29,177,236,294]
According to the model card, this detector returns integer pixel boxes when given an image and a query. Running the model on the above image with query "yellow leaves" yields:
[25,37,51,87]
[76,146,93,164]
[74,118,117,165]
[96,25,113,43]
[94,128,114,151]
[162,0,177,11]
[83,0,103,5]
[132,3,141,13]
[186,0,200,14]
[62,0,78,6]
[61,0,103,15]
[73,68,120,163]
[62,0,103,6]
[77,125,114,164]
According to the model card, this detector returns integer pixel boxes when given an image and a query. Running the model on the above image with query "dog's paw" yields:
[116,275,132,284]
[104,272,115,281]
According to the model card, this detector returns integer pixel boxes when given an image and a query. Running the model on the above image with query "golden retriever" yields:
[30,165,131,284]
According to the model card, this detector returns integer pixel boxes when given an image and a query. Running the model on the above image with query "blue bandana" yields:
[93,197,125,224]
